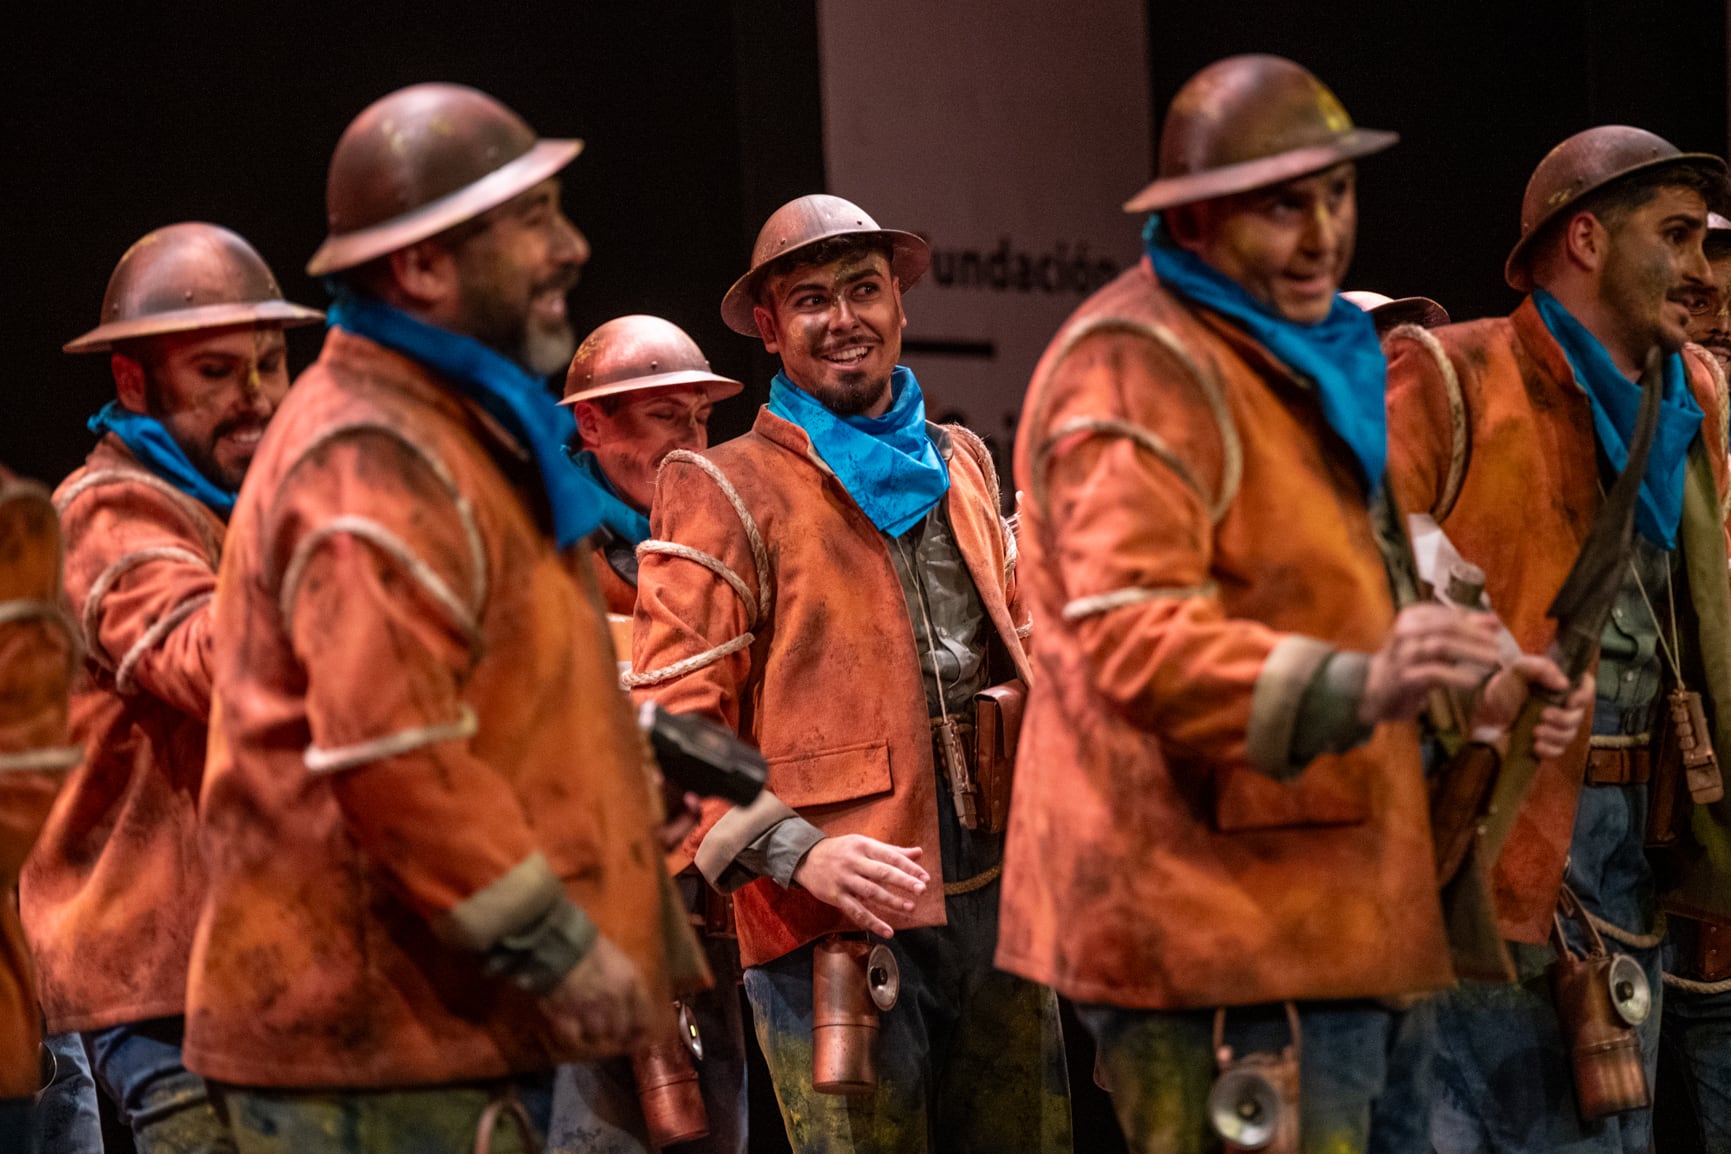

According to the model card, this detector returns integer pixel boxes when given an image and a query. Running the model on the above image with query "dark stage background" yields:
[2,3,1726,1152]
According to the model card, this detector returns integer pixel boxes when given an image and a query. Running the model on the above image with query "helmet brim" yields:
[1123,128,1399,214]
[306,138,583,277]
[558,370,745,406]
[64,300,326,354]
[720,228,930,337]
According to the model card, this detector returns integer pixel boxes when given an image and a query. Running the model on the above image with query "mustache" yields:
[213,413,269,440]
[537,265,581,297]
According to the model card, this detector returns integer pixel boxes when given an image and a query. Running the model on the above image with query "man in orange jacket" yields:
[631,194,1068,1152]
[1387,127,1731,1154]
[0,469,78,1151]
[560,315,743,618]
[997,55,1590,1154]
[187,84,706,1154]
[22,223,321,1154]
[557,314,752,1154]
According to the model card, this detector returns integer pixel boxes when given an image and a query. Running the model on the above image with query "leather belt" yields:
[1585,734,1652,786]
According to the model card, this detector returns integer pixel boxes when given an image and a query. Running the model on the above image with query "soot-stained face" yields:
[1172,162,1358,325]
[754,249,906,418]
[116,323,290,492]
[574,384,717,512]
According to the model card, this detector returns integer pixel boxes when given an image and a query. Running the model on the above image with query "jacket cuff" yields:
[694,790,828,893]
[694,789,795,888]
[482,897,600,995]
[438,851,563,952]
[1246,635,1337,780]
[1289,651,1375,768]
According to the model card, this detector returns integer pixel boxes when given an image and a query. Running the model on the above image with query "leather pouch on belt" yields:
[1694,919,1731,983]
[1647,725,1683,848]
[973,679,1026,836]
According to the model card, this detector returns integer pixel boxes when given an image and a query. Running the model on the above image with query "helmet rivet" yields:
[649,360,658,370]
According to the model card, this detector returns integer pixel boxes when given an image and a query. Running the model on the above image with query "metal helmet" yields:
[1342,290,1451,334]
[720,194,930,337]
[306,83,583,277]
[560,315,743,407]
[64,223,323,355]
[1504,125,1728,291]
[1124,55,1397,215]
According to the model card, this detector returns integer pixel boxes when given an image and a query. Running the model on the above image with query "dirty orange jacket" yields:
[185,327,705,1089]
[1384,299,1731,943]
[996,260,1453,1009]
[0,472,76,1096]
[21,437,221,1034]
[630,408,1031,969]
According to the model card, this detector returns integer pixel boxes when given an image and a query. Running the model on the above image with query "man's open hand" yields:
[791,835,930,937]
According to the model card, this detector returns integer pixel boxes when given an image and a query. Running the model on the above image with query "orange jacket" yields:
[630,408,1031,968]
[186,327,705,1089]
[0,472,75,1096]
[1384,299,1731,942]
[995,260,1452,1009]
[21,437,221,1034]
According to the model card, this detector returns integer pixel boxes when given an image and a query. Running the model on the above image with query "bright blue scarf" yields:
[326,293,603,549]
[87,401,237,516]
[768,366,950,538]
[1143,216,1389,492]
[562,447,652,546]
[1532,289,1702,549]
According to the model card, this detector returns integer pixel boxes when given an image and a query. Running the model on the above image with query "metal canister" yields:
[812,935,900,1094]
[632,1002,709,1146]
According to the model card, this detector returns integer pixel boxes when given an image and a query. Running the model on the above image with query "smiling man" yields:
[997,56,1591,1154]
[21,222,322,1154]
[630,194,1068,1153]
[184,84,705,1154]
[1385,127,1731,1154]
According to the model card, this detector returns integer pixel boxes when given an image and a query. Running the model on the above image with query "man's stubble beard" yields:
[804,370,892,418]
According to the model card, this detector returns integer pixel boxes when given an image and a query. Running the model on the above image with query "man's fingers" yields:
[846,876,917,914]
[842,896,895,938]
[861,842,931,885]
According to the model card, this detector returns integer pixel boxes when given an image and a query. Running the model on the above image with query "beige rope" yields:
[623,632,755,690]
[1062,582,1216,623]
[943,862,1002,896]
[278,422,487,619]
[115,592,211,695]
[1664,971,1731,995]
[1586,909,1668,951]
[635,540,757,624]
[658,451,771,618]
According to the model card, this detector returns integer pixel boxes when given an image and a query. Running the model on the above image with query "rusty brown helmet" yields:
[560,315,743,406]
[1342,290,1451,333]
[63,223,324,355]
[1504,125,1728,292]
[306,83,583,277]
[720,194,930,337]
[1124,55,1396,215]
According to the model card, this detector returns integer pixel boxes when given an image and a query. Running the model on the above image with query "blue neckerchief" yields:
[561,446,652,546]
[326,292,602,549]
[86,400,236,517]
[1532,289,1702,549]
[1143,216,1389,494]
[768,366,950,538]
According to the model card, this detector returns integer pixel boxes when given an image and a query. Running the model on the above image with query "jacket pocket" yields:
[1212,761,1370,832]
[767,740,894,809]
